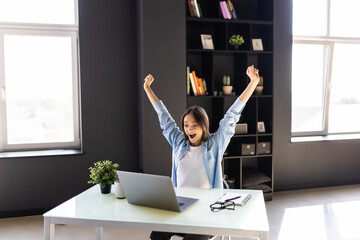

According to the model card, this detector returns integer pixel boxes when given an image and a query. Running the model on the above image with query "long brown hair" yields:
[181,106,210,142]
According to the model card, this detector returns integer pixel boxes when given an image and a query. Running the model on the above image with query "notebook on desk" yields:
[117,171,199,212]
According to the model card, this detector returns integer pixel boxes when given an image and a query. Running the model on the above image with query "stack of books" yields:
[187,66,207,96]
[187,0,203,18]
[220,0,237,19]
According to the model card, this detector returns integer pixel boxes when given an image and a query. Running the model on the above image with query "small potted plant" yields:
[222,75,233,96]
[88,160,119,194]
[255,76,264,95]
[229,35,244,50]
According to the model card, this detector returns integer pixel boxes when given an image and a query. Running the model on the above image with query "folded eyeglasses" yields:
[210,201,235,212]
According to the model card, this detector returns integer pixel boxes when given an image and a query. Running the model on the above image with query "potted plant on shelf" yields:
[88,160,119,194]
[255,76,264,95]
[222,75,233,96]
[229,35,244,50]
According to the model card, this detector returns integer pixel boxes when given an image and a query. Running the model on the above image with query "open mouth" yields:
[189,134,196,139]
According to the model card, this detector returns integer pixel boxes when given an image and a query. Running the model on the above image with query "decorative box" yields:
[257,142,271,154]
[241,143,255,155]
[235,123,248,134]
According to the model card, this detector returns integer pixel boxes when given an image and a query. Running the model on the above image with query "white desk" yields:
[43,185,269,240]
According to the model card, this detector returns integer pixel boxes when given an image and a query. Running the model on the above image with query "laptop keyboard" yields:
[179,202,185,207]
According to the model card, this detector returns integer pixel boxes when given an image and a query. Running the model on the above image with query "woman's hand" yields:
[143,74,159,104]
[144,74,154,89]
[246,65,260,85]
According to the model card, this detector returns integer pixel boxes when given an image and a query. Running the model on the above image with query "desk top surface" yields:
[44,185,269,234]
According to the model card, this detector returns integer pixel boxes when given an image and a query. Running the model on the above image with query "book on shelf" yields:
[230,0,241,19]
[227,0,237,19]
[197,3,203,17]
[188,67,197,96]
[224,1,232,19]
[187,0,195,17]
[187,67,207,96]
[202,78,208,95]
[187,0,201,17]
[220,1,232,19]
[197,77,205,96]
[219,1,229,19]
[187,66,191,95]
[191,71,201,96]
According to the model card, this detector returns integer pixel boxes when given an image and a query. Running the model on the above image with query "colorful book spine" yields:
[193,0,200,18]
[223,1,232,19]
[187,66,191,95]
[191,71,201,96]
[187,0,195,17]
[202,79,208,94]
[189,71,197,96]
[227,0,237,19]
[198,78,205,96]
[219,1,228,19]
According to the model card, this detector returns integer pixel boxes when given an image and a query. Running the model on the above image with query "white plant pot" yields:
[114,180,126,199]
[255,86,263,95]
[223,86,233,96]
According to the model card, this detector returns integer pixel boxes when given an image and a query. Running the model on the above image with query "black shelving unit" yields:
[186,0,274,200]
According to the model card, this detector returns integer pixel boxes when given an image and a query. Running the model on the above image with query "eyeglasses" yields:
[210,201,235,212]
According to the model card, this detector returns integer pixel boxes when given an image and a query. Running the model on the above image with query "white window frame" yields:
[292,0,360,137]
[0,0,81,152]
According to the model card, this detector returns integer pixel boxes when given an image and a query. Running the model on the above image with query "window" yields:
[292,0,360,137]
[0,0,80,151]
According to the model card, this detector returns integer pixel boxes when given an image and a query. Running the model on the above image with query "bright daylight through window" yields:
[0,0,80,152]
[292,0,360,137]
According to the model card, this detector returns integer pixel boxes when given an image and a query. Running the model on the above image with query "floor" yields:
[1,184,360,240]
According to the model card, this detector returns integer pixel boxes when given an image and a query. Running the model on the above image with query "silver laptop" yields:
[117,171,198,212]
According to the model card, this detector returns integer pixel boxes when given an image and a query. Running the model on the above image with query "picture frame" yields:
[257,121,266,133]
[200,34,214,50]
[252,39,263,51]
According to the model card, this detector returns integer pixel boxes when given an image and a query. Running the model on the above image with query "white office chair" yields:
[172,180,232,240]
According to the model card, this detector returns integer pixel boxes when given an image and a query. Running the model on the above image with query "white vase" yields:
[255,86,263,95]
[114,180,126,199]
[222,86,233,96]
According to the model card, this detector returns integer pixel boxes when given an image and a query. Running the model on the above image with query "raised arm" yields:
[143,74,159,104]
[239,65,260,103]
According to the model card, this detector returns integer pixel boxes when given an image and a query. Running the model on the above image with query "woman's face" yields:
[183,114,203,146]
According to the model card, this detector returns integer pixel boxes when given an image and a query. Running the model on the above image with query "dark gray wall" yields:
[0,0,139,217]
[139,0,186,175]
[273,0,360,190]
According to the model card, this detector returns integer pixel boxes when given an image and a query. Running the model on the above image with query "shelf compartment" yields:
[251,24,273,51]
[241,157,272,191]
[187,51,213,95]
[187,21,226,50]
[248,53,273,95]
[232,0,274,22]
[258,97,273,134]
[222,158,241,189]
[225,135,256,157]
[227,23,251,51]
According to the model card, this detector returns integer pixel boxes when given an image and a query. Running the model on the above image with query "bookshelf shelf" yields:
[187,17,273,25]
[186,0,274,200]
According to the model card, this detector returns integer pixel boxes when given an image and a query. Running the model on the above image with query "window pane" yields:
[328,44,360,133]
[4,34,75,144]
[292,0,327,36]
[292,44,326,133]
[0,0,75,25]
[330,0,360,38]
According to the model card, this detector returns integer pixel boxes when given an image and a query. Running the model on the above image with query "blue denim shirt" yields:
[153,98,245,189]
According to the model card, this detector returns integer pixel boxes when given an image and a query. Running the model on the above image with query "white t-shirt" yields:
[176,145,211,189]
